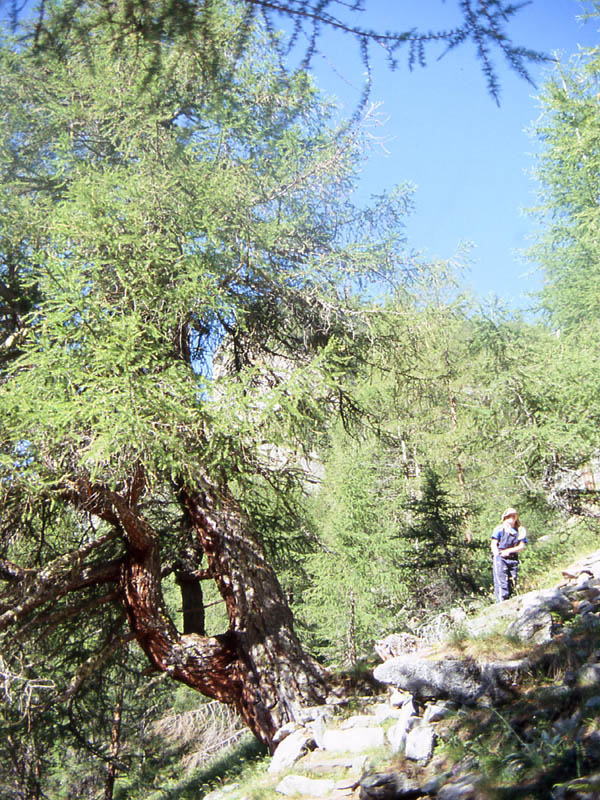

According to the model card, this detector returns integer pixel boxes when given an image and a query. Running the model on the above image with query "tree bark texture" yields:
[182,483,330,746]
[53,475,329,750]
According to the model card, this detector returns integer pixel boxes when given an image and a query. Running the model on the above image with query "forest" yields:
[1,0,600,797]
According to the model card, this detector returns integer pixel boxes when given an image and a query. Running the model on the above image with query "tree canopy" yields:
[0,0,419,752]
[4,0,547,104]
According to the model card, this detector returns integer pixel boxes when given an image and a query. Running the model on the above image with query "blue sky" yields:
[299,0,599,309]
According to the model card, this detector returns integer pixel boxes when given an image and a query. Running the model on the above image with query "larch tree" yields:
[0,0,416,749]
[7,0,546,105]
[530,28,600,332]
[527,23,600,496]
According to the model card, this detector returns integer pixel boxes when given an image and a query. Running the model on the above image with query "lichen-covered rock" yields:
[404,724,436,762]
[374,654,510,704]
[506,603,554,644]
[505,588,574,644]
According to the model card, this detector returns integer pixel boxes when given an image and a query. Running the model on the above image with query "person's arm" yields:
[491,537,500,557]
[501,540,525,557]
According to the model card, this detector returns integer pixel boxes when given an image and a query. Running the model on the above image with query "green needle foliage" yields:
[0,0,419,777]
[0,1,412,494]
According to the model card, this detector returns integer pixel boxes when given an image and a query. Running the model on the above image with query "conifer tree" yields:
[0,0,413,748]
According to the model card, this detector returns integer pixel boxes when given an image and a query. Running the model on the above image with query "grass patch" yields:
[126,735,269,800]
[428,628,529,663]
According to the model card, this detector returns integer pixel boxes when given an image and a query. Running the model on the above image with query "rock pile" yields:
[205,548,600,800]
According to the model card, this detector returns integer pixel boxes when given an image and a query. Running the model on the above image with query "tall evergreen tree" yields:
[530,15,600,332]
[0,0,414,748]
[527,20,600,483]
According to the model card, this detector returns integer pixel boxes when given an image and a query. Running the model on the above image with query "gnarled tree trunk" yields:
[181,483,330,745]
[64,475,329,750]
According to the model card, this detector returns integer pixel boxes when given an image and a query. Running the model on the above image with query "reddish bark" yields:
[182,483,330,744]
[52,474,330,749]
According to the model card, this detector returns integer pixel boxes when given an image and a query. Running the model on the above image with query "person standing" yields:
[491,508,527,602]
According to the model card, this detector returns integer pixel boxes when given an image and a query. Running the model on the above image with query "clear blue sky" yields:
[299,0,598,308]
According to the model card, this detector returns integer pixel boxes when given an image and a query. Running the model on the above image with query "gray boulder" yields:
[374,654,497,704]
[506,588,573,644]
[404,725,436,762]
[267,730,314,774]
[507,603,553,644]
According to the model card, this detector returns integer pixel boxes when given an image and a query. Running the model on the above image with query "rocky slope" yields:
[204,548,600,800]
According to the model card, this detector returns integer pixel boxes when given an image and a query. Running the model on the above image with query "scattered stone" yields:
[268,730,314,774]
[359,772,421,800]
[575,587,600,603]
[577,664,600,688]
[421,772,450,794]
[399,696,418,718]
[296,754,354,774]
[404,724,436,763]
[576,600,595,615]
[351,754,372,778]
[437,772,482,799]
[297,704,335,724]
[307,713,326,749]
[369,701,404,722]
[374,633,421,661]
[386,715,420,755]
[275,774,335,797]
[202,784,242,800]
[389,688,410,707]
[322,726,385,754]
[423,701,453,723]
[272,721,299,745]
[340,714,379,729]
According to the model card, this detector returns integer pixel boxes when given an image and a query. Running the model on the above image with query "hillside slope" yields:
[199,547,600,800]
